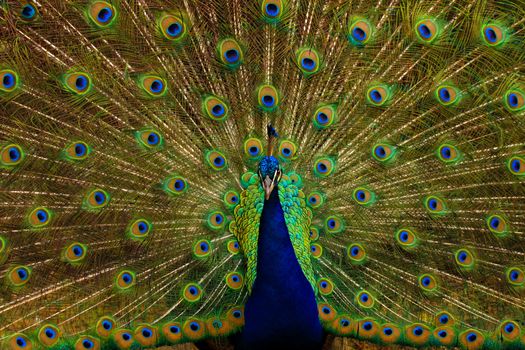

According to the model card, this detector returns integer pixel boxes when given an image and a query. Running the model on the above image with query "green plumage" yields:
[0,0,524,349]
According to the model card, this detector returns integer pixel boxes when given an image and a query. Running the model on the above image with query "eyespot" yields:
[418,273,437,292]
[0,69,19,92]
[372,143,396,162]
[115,270,136,290]
[1,144,25,167]
[286,171,303,188]
[63,72,92,95]
[261,0,283,20]
[226,307,245,328]
[348,18,372,45]
[317,278,334,295]
[75,335,100,350]
[64,141,91,161]
[436,85,460,106]
[193,239,212,259]
[159,14,186,41]
[504,89,525,112]
[459,329,484,349]
[507,155,525,176]
[324,215,343,234]
[257,84,279,110]
[206,211,226,230]
[227,239,240,254]
[498,320,520,341]
[313,105,337,129]
[84,189,110,210]
[455,248,475,270]
[221,191,239,210]
[28,207,52,228]
[278,140,297,160]
[352,187,376,206]
[395,228,418,249]
[203,96,229,121]
[433,326,455,346]
[205,150,228,171]
[435,311,454,326]
[506,267,524,286]
[332,315,353,336]
[380,324,401,343]
[356,290,374,308]
[311,243,323,258]
[64,242,88,264]
[183,319,206,341]
[135,129,163,149]
[96,316,115,338]
[313,157,335,177]
[8,265,31,287]
[88,1,116,27]
[38,324,61,347]
[366,85,390,106]
[309,227,320,241]
[318,303,336,323]
[437,143,461,163]
[424,195,447,215]
[218,38,243,67]
[20,3,38,21]
[128,219,152,240]
[162,322,183,343]
[296,48,320,75]
[243,138,264,159]
[482,24,506,46]
[405,323,431,346]
[415,19,439,43]
[113,329,133,349]
[133,325,158,347]
[307,191,324,209]
[225,272,244,290]
[347,243,367,264]
[486,213,508,237]
[358,319,378,339]
[9,333,32,350]
[163,175,188,195]
[139,76,167,97]
[183,282,203,302]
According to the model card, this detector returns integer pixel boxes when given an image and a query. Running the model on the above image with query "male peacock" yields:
[0,0,525,350]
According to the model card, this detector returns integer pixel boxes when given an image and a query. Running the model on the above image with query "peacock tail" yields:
[0,0,524,349]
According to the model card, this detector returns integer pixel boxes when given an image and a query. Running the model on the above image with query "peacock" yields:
[0,0,525,349]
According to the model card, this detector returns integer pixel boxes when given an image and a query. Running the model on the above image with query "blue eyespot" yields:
[45,327,57,339]
[232,310,242,318]
[75,76,88,91]
[36,210,48,223]
[322,306,330,314]
[142,328,152,338]
[316,112,329,124]
[466,332,477,342]
[265,3,280,17]
[340,319,350,327]
[438,330,447,338]
[352,27,367,41]
[428,199,438,210]
[505,323,514,333]
[413,326,423,336]
[355,190,366,202]
[21,4,36,19]
[211,104,225,117]
[102,320,112,330]
[3,73,16,89]
[458,251,467,262]
[224,49,239,63]
[74,143,87,157]
[82,339,94,349]
[490,217,500,229]
[369,89,382,103]
[122,273,132,284]
[439,88,451,102]
[360,293,369,303]
[375,146,386,158]
[122,333,131,341]
[439,315,449,324]
[200,242,209,252]
[351,247,359,256]
[213,156,225,167]
[421,277,431,286]
[399,231,409,242]
[93,191,106,205]
[72,245,83,257]
[147,132,160,146]
[174,179,185,191]
[150,80,164,94]
[301,58,315,71]
[418,24,432,39]
[317,162,328,173]
[167,23,182,37]
[484,27,497,43]
[16,337,27,347]
[170,325,180,334]
[440,146,452,159]
[508,93,519,108]
[8,147,20,161]
[190,322,200,331]
[189,286,198,295]
[262,95,275,107]
[383,327,393,335]
[363,321,372,331]
[510,269,519,281]
[138,222,148,233]
[97,7,113,23]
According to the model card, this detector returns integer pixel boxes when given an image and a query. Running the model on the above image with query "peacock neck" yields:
[237,186,323,350]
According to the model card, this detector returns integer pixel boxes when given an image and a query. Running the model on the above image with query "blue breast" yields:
[236,187,323,350]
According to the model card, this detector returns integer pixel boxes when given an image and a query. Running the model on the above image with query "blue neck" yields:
[237,187,323,350]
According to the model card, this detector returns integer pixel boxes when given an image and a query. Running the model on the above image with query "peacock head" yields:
[258,156,282,200]
[258,124,282,200]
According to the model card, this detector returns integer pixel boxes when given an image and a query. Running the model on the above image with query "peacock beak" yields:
[260,169,281,200]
